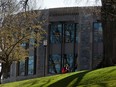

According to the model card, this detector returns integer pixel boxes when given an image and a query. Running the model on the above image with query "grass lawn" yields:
[0,66,116,87]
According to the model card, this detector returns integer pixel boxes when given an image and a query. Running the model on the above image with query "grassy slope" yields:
[0,66,116,87]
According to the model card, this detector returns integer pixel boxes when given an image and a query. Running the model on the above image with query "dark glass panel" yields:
[19,60,25,76]
[93,22,103,67]
[63,54,74,70]
[48,54,61,74]
[64,24,75,43]
[28,56,34,75]
[93,23,103,42]
[50,24,62,44]
[76,24,79,43]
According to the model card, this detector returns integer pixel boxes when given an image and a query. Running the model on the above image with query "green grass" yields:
[0,66,116,87]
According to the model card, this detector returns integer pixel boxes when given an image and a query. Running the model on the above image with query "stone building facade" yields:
[2,6,103,83]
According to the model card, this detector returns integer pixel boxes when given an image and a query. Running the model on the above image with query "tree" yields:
[101,0,116,67]
[0,0,45,83]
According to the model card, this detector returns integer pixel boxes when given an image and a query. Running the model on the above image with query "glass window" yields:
[76,24,79,43]
[50,23,78,43]
[93,22,103,60]
[93,22,103,43]
[48,54,61,74]
[64,24,75,43]
[21,43,26,47]
[28,56,34,75]
[19,60,25,76]
[29,38,35,47]
[63,54,74,69]
[50,24,62,44]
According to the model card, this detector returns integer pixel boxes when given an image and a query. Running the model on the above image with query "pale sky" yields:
[35,0,102,9]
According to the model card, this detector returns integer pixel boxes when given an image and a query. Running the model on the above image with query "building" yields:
[2,6,103,83]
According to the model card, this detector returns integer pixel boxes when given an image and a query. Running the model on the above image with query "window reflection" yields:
[19,60,25,76]
[93,23,103,42]
[29,38,35,47]
[63,54,74,69]
[64,24,75,43]
[28,56,34,75]
[48,54,75,74]
[50,23,78,44]
[48,54,61,74]
[93,22,103,60]
[76,24,79,43]
[50,24,62,44]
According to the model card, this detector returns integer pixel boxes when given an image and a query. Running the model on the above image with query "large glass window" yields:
[19,60,25,76]
[50,23,78,43]
[50,24,62,44]
[48,54,61,74]
[28,56,34,75]
[64,24,75,43]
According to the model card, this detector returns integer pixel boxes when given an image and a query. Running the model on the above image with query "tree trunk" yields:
[0,62,11,84]
[0,71,2,84]
[0,63,3,84]
[101,0,116,67]
[2,63,11,79]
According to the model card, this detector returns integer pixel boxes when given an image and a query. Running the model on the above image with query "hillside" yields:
[0,66,116,87]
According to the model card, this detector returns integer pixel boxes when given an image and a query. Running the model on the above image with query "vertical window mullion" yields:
[73,23,77,71]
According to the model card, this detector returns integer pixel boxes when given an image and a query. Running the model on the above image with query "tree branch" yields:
[7,33,30,57]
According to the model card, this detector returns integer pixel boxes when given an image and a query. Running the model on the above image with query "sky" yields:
[16,0,102,10]
[35,0,102,9]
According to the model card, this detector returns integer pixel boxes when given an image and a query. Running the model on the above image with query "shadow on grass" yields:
[77,82,108,87]
[48,71,89,87]
[97,83,108,87]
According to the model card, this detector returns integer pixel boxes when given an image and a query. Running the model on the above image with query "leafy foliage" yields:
[0,0,45,80]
